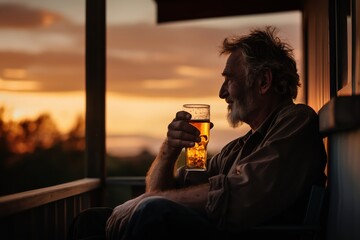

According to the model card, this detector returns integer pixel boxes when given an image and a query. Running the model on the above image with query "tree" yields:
[0,108,85,196]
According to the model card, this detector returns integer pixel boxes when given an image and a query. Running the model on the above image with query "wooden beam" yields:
[319,95,360,135]
[154,0,303,23]
[329,0,350,95]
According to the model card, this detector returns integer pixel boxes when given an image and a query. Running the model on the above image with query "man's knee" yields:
[122,197,182,238]
[135,196,174,215]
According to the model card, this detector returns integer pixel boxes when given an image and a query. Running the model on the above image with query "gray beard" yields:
[227,101,244,128]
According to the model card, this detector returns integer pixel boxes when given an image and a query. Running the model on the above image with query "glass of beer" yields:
[183,104,210,171]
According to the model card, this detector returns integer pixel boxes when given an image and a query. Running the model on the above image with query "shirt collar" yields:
[253,99,294,136]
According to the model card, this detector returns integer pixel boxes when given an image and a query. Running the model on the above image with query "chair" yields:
[249,185,327,240]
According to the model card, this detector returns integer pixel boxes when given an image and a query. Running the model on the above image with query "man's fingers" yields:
[175,110,191,120]
[168,120,199,135]
[165,110,206,149]
[167,128,200,141]
[166,138,196,148]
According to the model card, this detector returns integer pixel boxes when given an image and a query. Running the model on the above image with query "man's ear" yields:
[258,69,272,94]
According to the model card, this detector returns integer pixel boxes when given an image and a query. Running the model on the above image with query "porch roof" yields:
[154,0,303,23]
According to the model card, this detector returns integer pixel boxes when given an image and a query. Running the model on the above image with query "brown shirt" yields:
[178,100,327,232]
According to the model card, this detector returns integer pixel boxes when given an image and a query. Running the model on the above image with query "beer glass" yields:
[183,104,210,171]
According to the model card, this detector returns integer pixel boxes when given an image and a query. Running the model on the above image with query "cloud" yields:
[105,22,301,98]
[142,78,193,90]
[0,77,41,91]
[0,19,301,98]
[0,51,84,92]
[0,3,65,29]
[176,65,215,78]
[106,23,232,97]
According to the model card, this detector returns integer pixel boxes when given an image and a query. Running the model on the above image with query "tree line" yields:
[0,107,155,196]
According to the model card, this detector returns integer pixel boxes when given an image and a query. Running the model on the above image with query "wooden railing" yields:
[0,178,101,240]
[106,176,145,197]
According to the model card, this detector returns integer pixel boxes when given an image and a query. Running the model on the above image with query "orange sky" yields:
[0,0,303,156]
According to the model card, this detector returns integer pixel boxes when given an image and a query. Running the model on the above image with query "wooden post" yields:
[85,0,106,186]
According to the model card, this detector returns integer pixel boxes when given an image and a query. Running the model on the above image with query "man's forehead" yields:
[223,51,243,75]
[229,49,243,62]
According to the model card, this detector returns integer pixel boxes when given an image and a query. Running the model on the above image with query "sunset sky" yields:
[0,0,303,156]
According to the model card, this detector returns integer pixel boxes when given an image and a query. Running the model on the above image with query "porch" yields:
[1,0,360,239]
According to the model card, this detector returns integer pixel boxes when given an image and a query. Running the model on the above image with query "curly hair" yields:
[220,26,300,99]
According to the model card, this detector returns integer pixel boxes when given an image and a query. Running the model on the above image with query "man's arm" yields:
[145,140,181,192]
[107,110,210,238]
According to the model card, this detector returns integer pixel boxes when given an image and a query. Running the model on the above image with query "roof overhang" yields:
[154,0,304,23]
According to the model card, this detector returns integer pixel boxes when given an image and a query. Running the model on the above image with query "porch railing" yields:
[0,177,145,240]
[0,178,101,240]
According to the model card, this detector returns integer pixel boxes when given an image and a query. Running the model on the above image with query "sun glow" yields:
[0,91,85,133]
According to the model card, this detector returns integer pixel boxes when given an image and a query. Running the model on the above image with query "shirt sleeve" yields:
[205,105,327,231]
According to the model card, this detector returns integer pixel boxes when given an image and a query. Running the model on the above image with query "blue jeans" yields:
[121,196,219,240]
[69,197,237,240]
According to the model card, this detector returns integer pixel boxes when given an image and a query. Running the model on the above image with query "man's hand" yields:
[166,111,201,149]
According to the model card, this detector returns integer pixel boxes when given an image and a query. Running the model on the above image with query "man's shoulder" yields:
[258,102,319,135]
[278,102,318,119]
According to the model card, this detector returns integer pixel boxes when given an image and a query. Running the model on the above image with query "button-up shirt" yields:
[178,100,327,232]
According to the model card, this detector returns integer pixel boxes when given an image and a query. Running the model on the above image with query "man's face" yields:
[219,51,259,127]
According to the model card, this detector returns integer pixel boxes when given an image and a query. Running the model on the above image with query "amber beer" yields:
[186,119,210,171]
[183,104,210,171]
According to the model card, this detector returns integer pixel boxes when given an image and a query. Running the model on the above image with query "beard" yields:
[227,100,244,128]
[227,92,258,128]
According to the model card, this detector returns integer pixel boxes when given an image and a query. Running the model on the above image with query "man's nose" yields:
[219,81,228,99]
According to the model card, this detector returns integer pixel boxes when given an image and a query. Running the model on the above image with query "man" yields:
[70,26,327,240]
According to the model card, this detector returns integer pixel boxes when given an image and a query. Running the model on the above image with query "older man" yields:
[69,26,327,240]
[105,26,327,239]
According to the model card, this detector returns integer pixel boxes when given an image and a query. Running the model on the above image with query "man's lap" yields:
[68,197,221,240]
[122,196,218,239]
